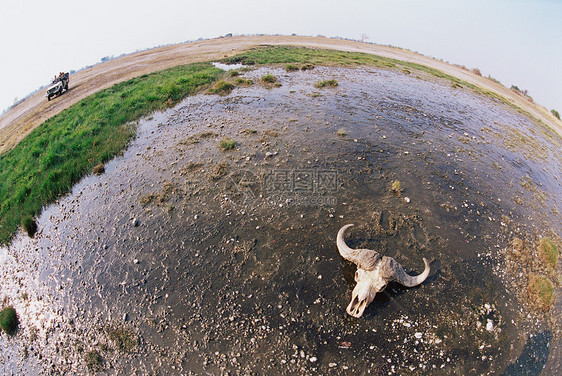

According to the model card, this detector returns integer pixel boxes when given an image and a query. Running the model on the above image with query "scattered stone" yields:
[339,341,351,349]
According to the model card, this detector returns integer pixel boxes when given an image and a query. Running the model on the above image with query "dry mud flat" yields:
[1,66,561,375]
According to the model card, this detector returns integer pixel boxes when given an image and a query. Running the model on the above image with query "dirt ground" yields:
[0,35,561,154]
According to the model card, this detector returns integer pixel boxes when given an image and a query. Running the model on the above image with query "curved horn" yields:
[337,224,380,271]
[380,256,430,287]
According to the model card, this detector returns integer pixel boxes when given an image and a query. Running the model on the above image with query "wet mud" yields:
[1,66,561,375]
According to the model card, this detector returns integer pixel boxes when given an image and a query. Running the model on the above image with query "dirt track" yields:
[0,35,560,154]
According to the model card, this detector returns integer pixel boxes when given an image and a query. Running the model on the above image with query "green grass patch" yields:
[0,306,19,336]
[285,64,299,72]
[234,78,254,86]
[538,238,559,270]
[219,138,237,151]
[208,80,234,95]
[222,46,398,69]
[0,62,223,245]
[314,79,338,88]
[261,74,278,83]
[527,274,554,311]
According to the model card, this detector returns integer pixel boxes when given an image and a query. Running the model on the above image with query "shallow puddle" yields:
[1,66,561,375]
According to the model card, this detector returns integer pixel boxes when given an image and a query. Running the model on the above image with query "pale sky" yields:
[1,0,561,114]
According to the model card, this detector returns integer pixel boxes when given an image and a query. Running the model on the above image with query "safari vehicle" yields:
[46,72,69,101]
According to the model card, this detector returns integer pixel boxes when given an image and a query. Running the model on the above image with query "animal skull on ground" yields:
[337,224,430,318]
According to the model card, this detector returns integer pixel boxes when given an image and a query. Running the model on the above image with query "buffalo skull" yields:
[337,224,430,318]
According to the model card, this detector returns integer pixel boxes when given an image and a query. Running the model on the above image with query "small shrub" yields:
[314,79,338,88]
[301,63,315,71]
[219,138,237,151]
[261,74,277,83]
[527,274,554,311]
[0,306,19,336]
[229,70,240,77]
[208,80,234,95]
[85,350,104,372]
[538,238,559,270]
[286,64,299,72]
[487,75,502,85]
[234,78,253,86]
[109,327,136,353]
[552,109,561,120]
[391,180,402,194]
[337,129,347,137]
[22,216,38,238]
[93,163,105,175]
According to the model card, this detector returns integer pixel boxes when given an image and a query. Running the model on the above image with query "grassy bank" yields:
[0,46,540,245]
[0,63,222,244]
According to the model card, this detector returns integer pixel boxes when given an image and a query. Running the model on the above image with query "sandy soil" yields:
[0,35,561,154]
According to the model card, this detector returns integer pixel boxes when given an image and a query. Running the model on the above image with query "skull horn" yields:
[336,224,380,271]
[380,256,430,287]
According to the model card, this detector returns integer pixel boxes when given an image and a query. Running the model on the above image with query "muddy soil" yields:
[1,66,561,375]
